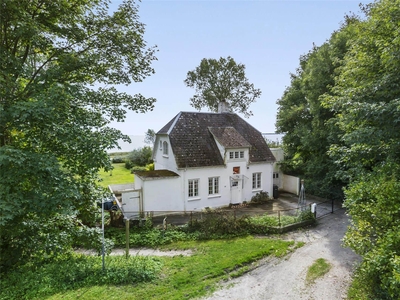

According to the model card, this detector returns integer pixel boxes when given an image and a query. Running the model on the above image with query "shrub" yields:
[111,156,125,163]
[0,254,162,300]
[130,166,148,173]
[250,191,270,204]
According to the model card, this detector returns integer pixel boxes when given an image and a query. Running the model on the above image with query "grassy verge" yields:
[305,258,331,284]
[20,237,299,300]
[98,163,133,188]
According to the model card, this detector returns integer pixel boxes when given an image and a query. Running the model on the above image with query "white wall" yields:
[282,174,300,195]
[153,135,178,171]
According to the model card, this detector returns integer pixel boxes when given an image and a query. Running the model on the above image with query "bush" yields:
[130,166,148,173]
[0,254,162,300]
[125,147,153,169]
[250,191,270,204]
[111,156,125,163]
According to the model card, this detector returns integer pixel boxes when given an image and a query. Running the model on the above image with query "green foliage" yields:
[343,170,400,299]
[250,191,270,204]
[0,254,162,300]
[144,129,156,145]
[38,237,295,300]
[276,21,359,199]
[0,0,156,271]
[130,166,148,173]
[306,258,331,284]
[184,56,261,117]
[125,146,153,169]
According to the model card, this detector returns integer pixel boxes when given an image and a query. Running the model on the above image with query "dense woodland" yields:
[276,0,400,297]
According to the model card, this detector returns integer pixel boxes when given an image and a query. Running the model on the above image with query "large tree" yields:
[0,0,157,270]
[276,20,358,199]
[324,0,400,297]
[184,56,261,117]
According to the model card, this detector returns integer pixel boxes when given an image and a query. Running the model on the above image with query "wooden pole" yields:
[125,218,129,259]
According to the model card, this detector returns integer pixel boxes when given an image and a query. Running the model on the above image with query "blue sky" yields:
[109,0,369,136]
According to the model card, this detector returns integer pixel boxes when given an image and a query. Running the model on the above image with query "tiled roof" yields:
[208,127,252,148]
[157,112,276,168]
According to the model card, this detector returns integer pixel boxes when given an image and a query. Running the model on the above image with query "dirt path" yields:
[203,209,361,300]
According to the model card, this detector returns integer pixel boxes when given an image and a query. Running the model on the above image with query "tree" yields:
[276,21,358,199]
[184,56,261,117]
[144,129,156,145]
[324,0,400,297]
[0,0,157,270]
[125,146,153,169]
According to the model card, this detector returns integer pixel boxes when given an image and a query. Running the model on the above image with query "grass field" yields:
[98,163,133,187]
[43,237,299,300]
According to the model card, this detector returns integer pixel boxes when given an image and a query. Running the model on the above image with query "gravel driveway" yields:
[203,208,361,300]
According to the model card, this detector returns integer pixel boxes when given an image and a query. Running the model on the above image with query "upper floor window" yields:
[208,177,219,195]
[163,141,169,156]
[252,172,261,189]
[229,151,244,159]
[188,179,199,197]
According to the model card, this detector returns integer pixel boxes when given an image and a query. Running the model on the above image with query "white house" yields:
[123,107,276,218]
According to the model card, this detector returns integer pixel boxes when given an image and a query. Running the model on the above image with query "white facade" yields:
[144,141,274,213]
[122,111,276,217]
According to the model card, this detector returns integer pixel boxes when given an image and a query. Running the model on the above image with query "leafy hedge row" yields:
[0,254,162,300]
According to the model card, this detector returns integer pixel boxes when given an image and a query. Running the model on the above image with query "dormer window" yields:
[229,150,244,159]
[163,141,169,156]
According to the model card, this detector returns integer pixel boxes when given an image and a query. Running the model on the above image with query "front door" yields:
[230,176,242,204]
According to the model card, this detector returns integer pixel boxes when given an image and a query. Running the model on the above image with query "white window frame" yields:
[188,179,199,198]
[252,172,261,189]
[208,177,219,195]
[229,150,244,160]
[163,141,169,156]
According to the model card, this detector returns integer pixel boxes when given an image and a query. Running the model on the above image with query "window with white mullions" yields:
[252,172,261,189]
[229,151,244,159]
[188,179,199,197]
[208,177,219,195]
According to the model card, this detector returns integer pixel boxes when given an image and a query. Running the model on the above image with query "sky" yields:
[108,0,370,138]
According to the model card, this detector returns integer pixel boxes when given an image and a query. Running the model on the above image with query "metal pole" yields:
[125,218,129,259]
[102,201,105,271]
[331,198,334,213]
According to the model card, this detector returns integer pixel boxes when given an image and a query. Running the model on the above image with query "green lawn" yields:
[43,237,298,300]
[98,163,133,187]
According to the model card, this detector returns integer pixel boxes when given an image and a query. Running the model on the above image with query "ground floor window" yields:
[188,179,199,197]
[252,172,261,189]
[208,177,219,195]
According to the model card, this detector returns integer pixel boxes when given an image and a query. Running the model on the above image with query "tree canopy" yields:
[0,0,157,270]
[184,56,261,117]
[276,0,400,296]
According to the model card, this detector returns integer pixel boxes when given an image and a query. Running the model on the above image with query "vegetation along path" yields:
[203,208,360,300]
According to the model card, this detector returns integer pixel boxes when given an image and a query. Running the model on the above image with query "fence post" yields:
[331,198,334,213]
[278,210,281,228]
[125,218,129,259]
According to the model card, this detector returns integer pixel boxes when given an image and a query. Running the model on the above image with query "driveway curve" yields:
[203,208,361,300]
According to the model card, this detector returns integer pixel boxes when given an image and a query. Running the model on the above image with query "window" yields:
[252,173,261,189]
[159,140,162,150]
[229,151,244,159]
[163,141,168,156]
[188,179,199,197]
[208,177,219,195]
[273,172,279,179]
